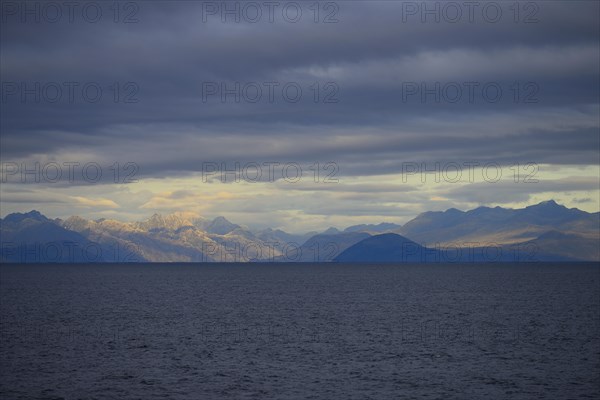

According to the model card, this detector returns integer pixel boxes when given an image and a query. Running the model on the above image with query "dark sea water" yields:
[1,263,599,399]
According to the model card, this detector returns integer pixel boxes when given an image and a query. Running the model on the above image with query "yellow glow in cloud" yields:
[70,196,119,209]
[139,190,239,211]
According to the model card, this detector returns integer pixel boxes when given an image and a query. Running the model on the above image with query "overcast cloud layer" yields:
[1,1,598,231]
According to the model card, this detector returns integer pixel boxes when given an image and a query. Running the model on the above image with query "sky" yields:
[1,0,599,233]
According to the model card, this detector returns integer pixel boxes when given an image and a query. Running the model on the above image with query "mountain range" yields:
[1,201,598,263]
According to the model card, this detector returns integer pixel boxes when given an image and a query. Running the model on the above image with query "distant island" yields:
[1,201,598,263]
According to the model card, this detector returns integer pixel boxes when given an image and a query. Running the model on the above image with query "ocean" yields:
[1,263,599,399]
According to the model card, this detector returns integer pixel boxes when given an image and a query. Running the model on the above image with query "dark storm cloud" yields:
[1,0,599,183]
